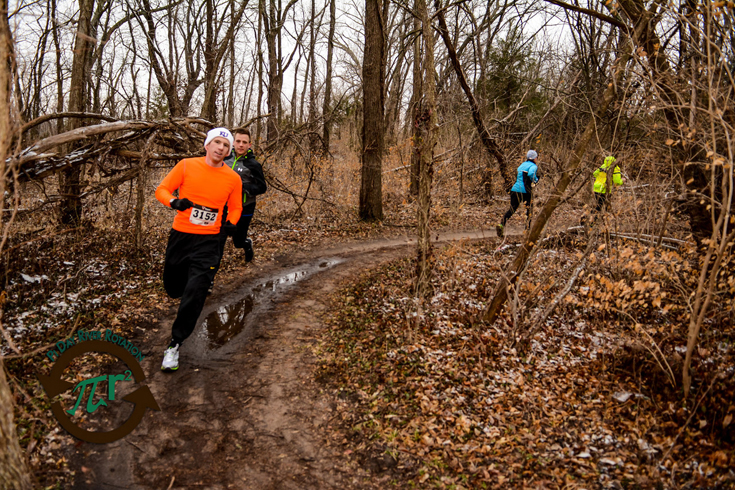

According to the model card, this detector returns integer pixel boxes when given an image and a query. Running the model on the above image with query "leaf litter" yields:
[317,237,735,489]
[3,192,733,488]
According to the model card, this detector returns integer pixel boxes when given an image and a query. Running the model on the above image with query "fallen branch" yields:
[563,226,687,248]
[20,120,155,162]
[613,232,688,246]
[20,111,118,135]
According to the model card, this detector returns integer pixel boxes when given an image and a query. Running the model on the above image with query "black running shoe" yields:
[244,238,254,262]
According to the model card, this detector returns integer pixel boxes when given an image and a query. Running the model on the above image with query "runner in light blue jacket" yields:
[497,150,540,237]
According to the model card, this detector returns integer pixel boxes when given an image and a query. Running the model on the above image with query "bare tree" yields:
[409,8,420,197]
[434,0,512,192]
[321,0,336,154]
[256,1,265,146]
[262,0,301,142]
[51,0,63,133]
[383,4,410,146]
[134,0,204,118]
[200,0,250,122]
[0,0,33,484]
[359,0,385,221]
[415,0,436,297]
[59,0,95,225]
[482,10,651,325]
[307,0,321,151]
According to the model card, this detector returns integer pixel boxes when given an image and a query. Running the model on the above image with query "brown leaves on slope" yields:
[317,241,735,489]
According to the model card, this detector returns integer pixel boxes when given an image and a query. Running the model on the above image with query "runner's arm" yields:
[613,166,623,186]
[225,179,243,224]
[155,163,186,207]
[529,164,540,183]
[243,161,267,199]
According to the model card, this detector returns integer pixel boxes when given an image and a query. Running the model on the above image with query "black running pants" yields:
[163,229,221,344]
[215,202,255,273]
[502,191,532,226]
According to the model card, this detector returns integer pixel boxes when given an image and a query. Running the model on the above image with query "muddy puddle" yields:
[194,258,344,351]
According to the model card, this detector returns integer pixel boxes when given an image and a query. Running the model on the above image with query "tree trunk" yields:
[200,0,248,122]
[299,51,309,126]
[52,0,63,132]
[256,0,264,148]
[616,0,717,247]
[291,53,301,125]
[23,2,52,126]
[409,12,421,197]
[137,0,201,118]
[434,0,511,192]
[415,0,436,297]
[321,0,335,154]
[0,1,33,484]
[0,361,32,490]
[359,0,385,221]
[135,133,156,250]
[201,0,217,121]
[264,0,282,142]
[384,9,409,147]
[227,20,235,127]
[60,0,95,225]
[308,0,319,151]
[90,5,109,114]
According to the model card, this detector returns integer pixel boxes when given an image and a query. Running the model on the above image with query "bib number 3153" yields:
[189,204,219,226]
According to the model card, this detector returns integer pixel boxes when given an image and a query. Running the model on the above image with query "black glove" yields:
[222,222,236,237]
[170,198,193,211]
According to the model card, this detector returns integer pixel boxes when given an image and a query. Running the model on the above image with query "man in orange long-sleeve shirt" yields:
[155,127,243,371]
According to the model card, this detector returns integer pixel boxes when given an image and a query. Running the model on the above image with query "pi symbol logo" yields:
[38,340,159,444]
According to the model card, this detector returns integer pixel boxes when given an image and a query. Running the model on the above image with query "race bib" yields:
[188,204,219,226]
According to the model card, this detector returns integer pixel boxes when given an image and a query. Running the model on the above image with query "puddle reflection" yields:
[200,258,342,349]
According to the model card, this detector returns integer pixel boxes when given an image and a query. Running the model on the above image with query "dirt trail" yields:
[68,229,503,489]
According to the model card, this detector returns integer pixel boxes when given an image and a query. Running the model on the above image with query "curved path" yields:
[70,229,502,489]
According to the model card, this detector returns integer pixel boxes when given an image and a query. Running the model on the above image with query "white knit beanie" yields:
[527,150,538,161]
[204,127,234,150]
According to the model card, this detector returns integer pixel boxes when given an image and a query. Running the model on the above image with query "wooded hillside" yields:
[0,0,732,487]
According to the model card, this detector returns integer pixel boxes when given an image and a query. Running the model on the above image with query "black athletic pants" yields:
[163,229,221,344]
[502,191,532,226]
[215,202,255,271]
[232,202,256,249]
[594,192,609,213]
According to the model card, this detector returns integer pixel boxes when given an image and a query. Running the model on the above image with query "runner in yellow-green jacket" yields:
[593,155,623,212]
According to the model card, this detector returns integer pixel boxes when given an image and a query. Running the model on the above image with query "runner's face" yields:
[206,137,231,164]
[234,133,251,157]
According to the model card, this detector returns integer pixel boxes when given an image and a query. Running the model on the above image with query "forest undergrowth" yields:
[317,234,735,489]
[1,140,498,487]
[2,140,733,488]
[1,211,436,487]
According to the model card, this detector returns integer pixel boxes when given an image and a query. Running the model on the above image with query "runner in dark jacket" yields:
[210,128,267,292]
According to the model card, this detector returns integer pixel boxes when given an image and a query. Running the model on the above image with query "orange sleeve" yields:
[155,162,186,207]
[225,178,243,224]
